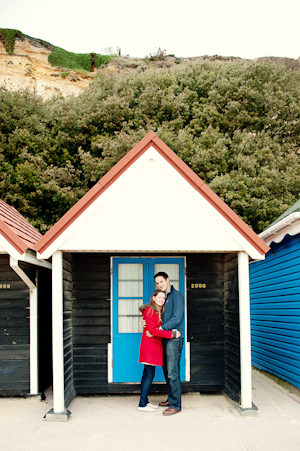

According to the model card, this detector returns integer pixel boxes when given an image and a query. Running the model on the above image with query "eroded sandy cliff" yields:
[0,37,96,99]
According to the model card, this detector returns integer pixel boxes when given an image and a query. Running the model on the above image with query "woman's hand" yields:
[172,329,181,339]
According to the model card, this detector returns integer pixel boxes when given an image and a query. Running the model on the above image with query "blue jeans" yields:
[162,337,183,410]
[139,365,155,407]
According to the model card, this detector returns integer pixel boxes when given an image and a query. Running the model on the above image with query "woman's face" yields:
[153,291,166,307]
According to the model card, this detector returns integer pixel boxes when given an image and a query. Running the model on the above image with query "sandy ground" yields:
[1,369,300,451]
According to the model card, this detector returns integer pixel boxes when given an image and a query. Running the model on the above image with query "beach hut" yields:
[35,132,269,420]
[249,199,300,390]
[0,199,52,396]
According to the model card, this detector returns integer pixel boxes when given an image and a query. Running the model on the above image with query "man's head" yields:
[154,271,171,293]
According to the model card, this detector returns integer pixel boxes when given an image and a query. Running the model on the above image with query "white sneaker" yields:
[138,405,156,412]
[147,403,159,409]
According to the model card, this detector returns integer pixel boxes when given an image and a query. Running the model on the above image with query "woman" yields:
[138,289,181,412]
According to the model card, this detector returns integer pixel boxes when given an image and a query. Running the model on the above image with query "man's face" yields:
[155,276,170,293]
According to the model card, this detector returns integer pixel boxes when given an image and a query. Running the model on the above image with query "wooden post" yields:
[52,250,65,413]
[29,286,38,394]
[238,251,252,409]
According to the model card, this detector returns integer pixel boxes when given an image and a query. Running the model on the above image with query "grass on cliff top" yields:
[0,28,54,54]
[0,28,24,54]
[48,47,114,72]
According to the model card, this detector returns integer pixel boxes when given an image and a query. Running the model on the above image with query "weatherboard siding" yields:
[223,254,241,402]
[0,255,52,396]
[186,254,225,390]
[0,255,30,395]
[72,253,110,394]
[37,267,52,392]
[250,233,300,390]
[63,254,76,407]
[68,252,233,395]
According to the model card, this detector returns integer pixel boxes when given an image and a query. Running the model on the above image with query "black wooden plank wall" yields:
[72,254,110,394]
[186,254,225,391]
[223,254,240,402]
[69,252,239,397]
[37,267,52,392]
[63,253,76,407]
[0,255,30,395]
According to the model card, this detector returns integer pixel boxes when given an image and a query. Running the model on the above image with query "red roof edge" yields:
[35,131,269,257]
[0,218,28,255]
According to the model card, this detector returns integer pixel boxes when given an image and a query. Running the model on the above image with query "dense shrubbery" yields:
[1,59,300,233]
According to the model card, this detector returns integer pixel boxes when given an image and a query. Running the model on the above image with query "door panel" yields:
[112,257,185,383]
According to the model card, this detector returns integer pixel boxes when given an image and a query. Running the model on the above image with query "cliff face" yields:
[0,37,96,99]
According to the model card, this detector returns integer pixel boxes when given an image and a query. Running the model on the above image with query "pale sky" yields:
[1,0,300,60]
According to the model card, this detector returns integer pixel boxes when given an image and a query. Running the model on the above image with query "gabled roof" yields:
[266,199,300,230]
[35,131,269,258]
[0,199,42,255]
[259,199,300,246]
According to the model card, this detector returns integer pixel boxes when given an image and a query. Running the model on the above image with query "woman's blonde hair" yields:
[150,289,166,318]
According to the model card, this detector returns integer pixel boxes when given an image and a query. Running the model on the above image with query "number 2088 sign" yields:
[190,283,206,289]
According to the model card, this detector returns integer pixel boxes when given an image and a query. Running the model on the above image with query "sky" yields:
[1,0,300,60]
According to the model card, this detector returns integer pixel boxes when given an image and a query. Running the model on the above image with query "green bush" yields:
[94,54,115,68]
[1,59,300,233]
[48,47,92,71]
[48,47,114,72]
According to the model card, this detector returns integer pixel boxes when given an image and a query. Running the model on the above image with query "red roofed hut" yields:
[35,132,269,420]
[0,199,52,396]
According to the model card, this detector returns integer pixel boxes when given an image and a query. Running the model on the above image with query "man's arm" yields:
[161,292,184,331]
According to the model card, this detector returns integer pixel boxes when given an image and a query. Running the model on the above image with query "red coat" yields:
[139,306,172,366]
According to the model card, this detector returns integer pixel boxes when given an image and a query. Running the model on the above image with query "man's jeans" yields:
[162,337,183,410]
[139,364,155,407]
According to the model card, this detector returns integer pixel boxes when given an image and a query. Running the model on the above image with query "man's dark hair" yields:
[154,271,169,280]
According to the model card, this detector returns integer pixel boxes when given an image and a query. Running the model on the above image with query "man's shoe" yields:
[163,407,180,415]
[159,400,169,407]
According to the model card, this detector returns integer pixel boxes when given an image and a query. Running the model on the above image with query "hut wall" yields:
[250,233,300,390]
[63,253,76,407]
[69,253,229,394]
[37,267,52,392]
[223,253,240,402]
[72,254,110,394]
[186,254,225,391]
[0,255,30,395]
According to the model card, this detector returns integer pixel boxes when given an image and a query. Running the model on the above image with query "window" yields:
[118,264,143,333]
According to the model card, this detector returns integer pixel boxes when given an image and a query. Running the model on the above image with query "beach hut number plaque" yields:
[0,284,11,289]
[190,283,206,288]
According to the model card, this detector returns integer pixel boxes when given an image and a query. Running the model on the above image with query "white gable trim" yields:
[259,212,300,246]
[38,146,264,260]
[0,234,23,259]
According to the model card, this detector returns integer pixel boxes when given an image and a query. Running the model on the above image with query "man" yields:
[154,271,184,416]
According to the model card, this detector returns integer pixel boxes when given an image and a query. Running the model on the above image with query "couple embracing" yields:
[138,271,184,416]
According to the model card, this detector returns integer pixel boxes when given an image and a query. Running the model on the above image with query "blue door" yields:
[112,257,185,382]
